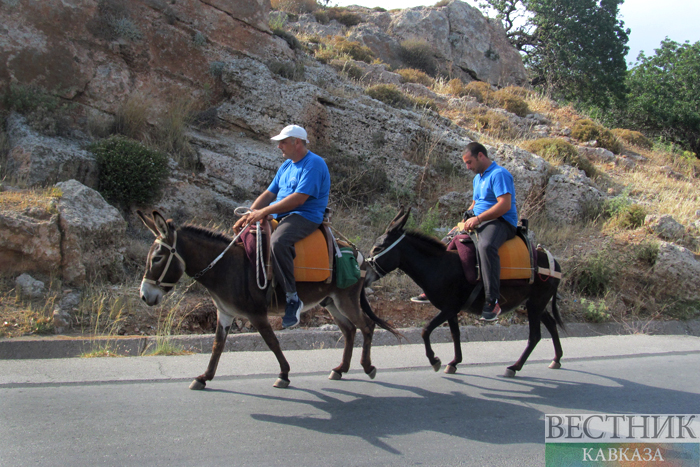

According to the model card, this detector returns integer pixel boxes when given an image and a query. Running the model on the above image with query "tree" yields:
[623,39,700,155]
[481,0,629,109]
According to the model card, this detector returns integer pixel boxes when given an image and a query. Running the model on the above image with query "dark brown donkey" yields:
[364,207,565,377]
[137,210,400,389]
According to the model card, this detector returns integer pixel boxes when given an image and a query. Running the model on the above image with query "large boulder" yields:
[490,144,550,202]
[645,214,685,241]
[0,208,62,278]
[55,180,127,285]
[5,113,98,188]
[545,166,605,223]
[652,242,700,301]
[0,0,288,115]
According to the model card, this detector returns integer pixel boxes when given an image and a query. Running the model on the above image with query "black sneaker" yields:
[410,293,430,304]
[282,298,303,329]
[480,300,501,322]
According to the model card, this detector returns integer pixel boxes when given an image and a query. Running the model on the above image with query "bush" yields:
[569,250,615,297]
[611,128,652,149]
[399,40,436,76]
[330,60,364,80]
[366,84,412,109]
[2,84,74,136]
[324,149,388,206]
[635,240,659,265]
[464,81,492,103]
[446,78,467,96]
[603,189,646,230]
[268,60,305,81]
[90,136,169,208]
[315,36,374,64]
[571,119,623,154]
[272,28,301,50]
[271,0,317,14]
[493,89,529,117]
[325,7,362,27]
[474,111,518,139]
[155,99,202,171]
[396,68,435,87]
[521,138,597,178]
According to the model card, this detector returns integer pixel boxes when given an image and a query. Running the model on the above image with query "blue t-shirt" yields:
[472,161,518,227]
[267,151,330,224]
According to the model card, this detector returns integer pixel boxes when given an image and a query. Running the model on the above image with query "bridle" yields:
[142,231,186,289]
[365,233,405,279]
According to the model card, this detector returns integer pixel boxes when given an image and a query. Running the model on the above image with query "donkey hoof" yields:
[189,379,206,390]
[431,359,442,372]
[329,370,342,380]
[367,367,377,380]
[549,361,561,369]
[504,368,516,378]
[273,378,290,388]
[444,364,457,374]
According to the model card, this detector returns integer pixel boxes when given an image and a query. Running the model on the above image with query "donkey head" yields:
[365,207,411,286]
[137,210,186,306]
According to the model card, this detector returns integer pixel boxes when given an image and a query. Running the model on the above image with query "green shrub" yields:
[113,94,150,141]
[446,78,467,96]
[603,189,646,230]
[155,99,202,171]
[325,7,362,27]
[569,249,615,297]
[90,0,142,41]
[396,68,435,87]
[272,28,301,50]
[493,89,529,117]
[209,61,226,78]
[581,298,611,322]
[90,136,169,208]
[611,128,652,149]
[399,40,436,76]
[2,83,74,136]
[475,111,518,139]
[192,32,207,47]
[366,84,412,109]
[521,138,597,178]
[330,60,364,80]
[635,240,659,265]
[571,119,623,154]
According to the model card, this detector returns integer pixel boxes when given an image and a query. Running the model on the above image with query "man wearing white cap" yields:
[234,125,331,329]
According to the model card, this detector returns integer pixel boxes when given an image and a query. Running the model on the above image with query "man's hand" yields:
[233,213,251,234]
[463,215,481,231]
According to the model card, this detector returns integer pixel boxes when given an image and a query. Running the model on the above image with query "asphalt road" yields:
[1,335,699,467]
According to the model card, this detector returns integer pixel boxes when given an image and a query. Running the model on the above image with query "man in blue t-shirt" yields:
[460,142,518,322]
[234,125,330,329]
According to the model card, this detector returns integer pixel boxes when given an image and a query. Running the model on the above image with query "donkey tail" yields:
[551,262,566,331]
[360,288,404,342]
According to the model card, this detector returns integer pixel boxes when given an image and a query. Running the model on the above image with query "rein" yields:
[366,233,406,279]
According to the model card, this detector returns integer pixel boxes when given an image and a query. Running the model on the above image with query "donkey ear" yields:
[387,206,411,233]
[152,211,170,238]
[137,210,159,237]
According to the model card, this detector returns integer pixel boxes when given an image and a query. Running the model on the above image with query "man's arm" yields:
[246,192,309,225]
[463,193,511,230]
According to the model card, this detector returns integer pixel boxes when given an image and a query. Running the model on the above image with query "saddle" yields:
[238,216,334,284]
[447,219,558,286]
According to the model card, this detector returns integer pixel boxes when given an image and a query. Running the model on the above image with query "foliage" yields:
[602,189,646,230]
[366,84,412,109]
[331,61,364,80]
[621,39,700,156]
[635,240,659,266]
[521,138,597,178]
[90,136,169,209]
[315,36,375,64]
[568,249,616,297]
[611,128,652,149]
[464,81,493,103]
[493,88,529,116]
[90,0,142,41]
[445,78,467,96]
[2,83,75,137]
[208,61,226,78]
[155,99,202,171]
[474,111,518,139]
[113,93,151,141]
[580,298,611,322]
[571,119,623,154]
[324,148,388,206]
[398,40,437,76]
[396,68,435,87]
[481,0,629,108]
[418,203,443,236]
[271,0,318,14]
[314,7,362,27]
[268,60,305,81]
[192,32,207,47]
[272,27,301,50]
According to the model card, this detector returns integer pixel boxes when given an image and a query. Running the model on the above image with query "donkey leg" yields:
[325,303,356,380]
[422,310,454,372]
[444,315,463,374]
[358,315,377,379]
[505,303,542,377]
[249,315,292,388]
[190,312,232,390]
[541,312,563,369]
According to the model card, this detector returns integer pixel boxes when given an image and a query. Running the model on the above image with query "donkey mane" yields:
[180,224,233,245]
[404,229,447,256]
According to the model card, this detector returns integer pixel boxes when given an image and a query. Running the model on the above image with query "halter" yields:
[142,231,187,289]
[365,233,405,279]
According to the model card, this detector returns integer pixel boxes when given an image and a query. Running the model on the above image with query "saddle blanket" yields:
[446,234,533,285]
[239,222,331,283]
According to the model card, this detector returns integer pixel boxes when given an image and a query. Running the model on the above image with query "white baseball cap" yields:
[270,125,309,143]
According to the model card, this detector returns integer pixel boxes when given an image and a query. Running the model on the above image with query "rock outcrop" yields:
[652,242,700,301]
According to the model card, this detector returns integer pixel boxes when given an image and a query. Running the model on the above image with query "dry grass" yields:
[0,186,62,212]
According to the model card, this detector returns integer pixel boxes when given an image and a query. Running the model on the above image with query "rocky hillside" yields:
[1,0,699,338]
